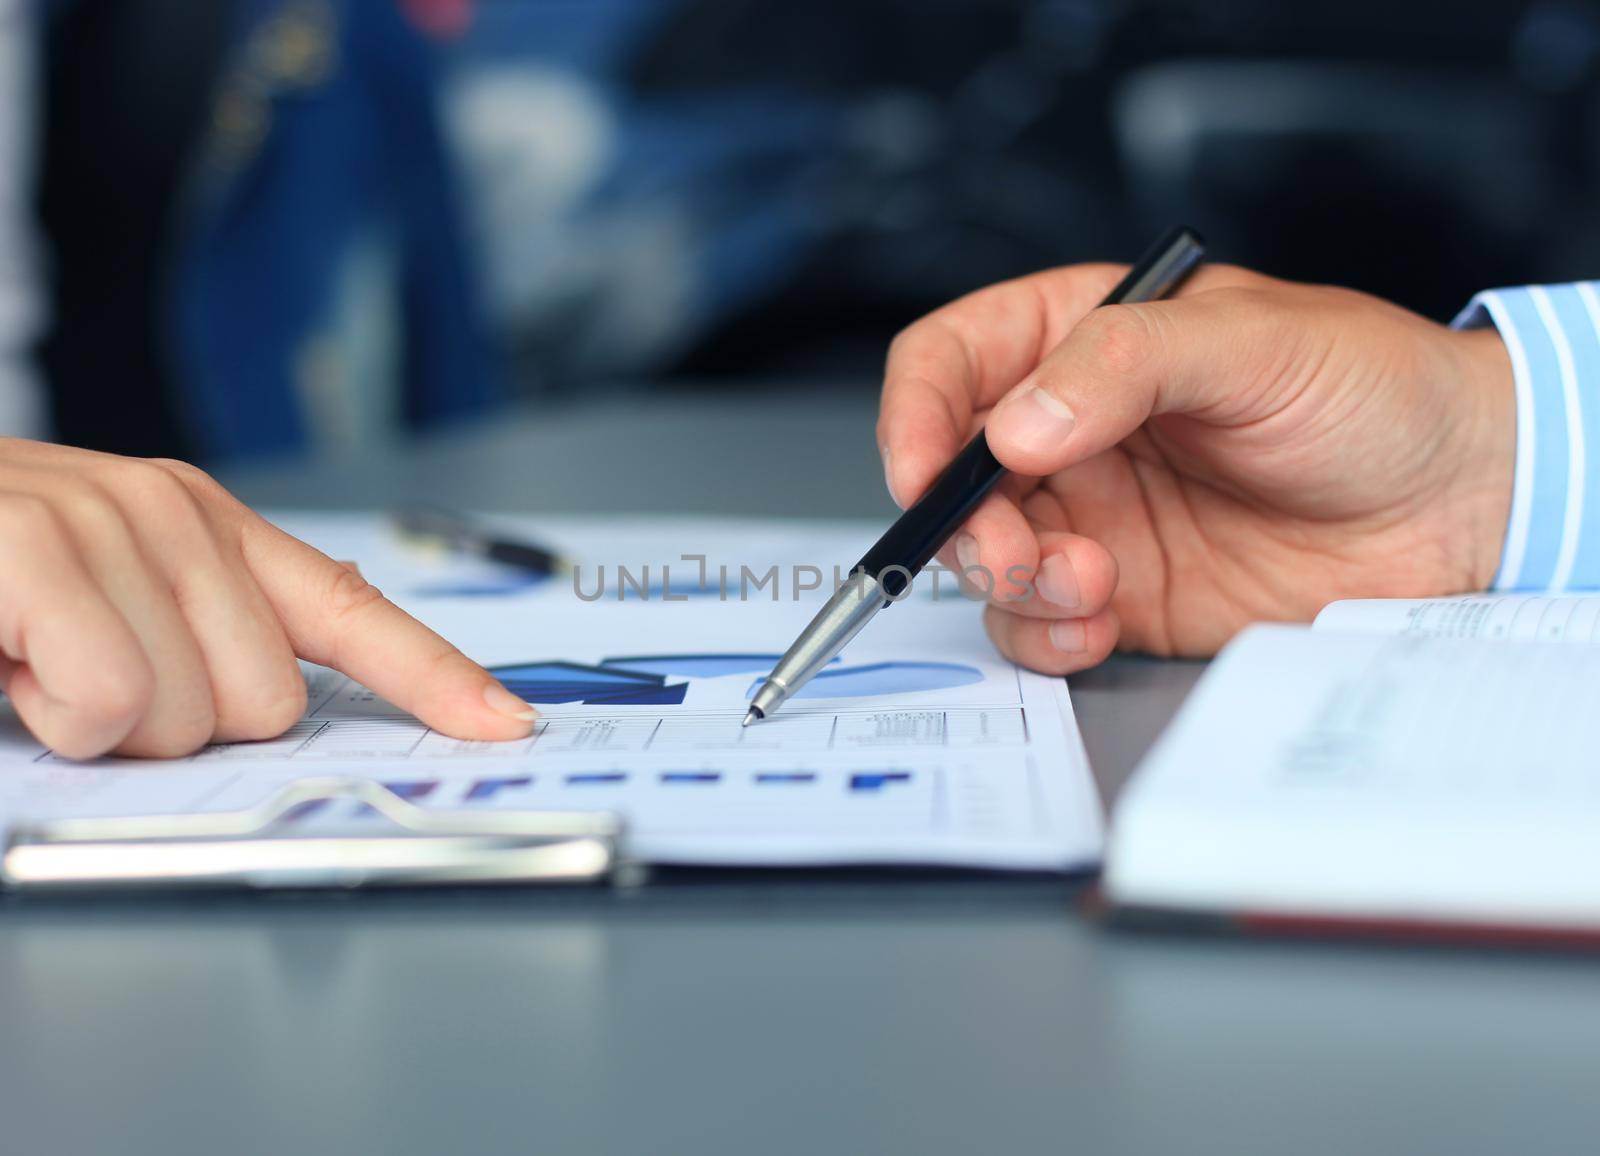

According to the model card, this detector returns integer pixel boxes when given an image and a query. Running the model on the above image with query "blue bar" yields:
[381,781,440,801]
[660,772,721,784]
[849,771,912,792]
[464,776,533,801]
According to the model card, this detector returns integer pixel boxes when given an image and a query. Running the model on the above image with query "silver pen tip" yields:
[741,707,763,728]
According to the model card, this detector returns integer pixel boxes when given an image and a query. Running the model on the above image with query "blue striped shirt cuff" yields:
[1454,282,1600,591]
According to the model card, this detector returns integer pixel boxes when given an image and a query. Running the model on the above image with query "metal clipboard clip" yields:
[1,777,640,891]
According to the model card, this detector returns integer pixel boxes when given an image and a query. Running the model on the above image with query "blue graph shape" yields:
[605,654,797,679]
[489,655,971,708]
[423,569,724,601]
[747,660,983,701]
[577,684,691,706]
[489,660,689,706]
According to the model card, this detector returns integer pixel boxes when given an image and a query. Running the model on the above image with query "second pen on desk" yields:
[394,507,569,577]
[744,226,1207,727]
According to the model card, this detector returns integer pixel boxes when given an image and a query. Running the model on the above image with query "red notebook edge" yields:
[1082,886,1600,954]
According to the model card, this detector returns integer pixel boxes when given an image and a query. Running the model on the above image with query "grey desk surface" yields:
[5,389,1597,1155]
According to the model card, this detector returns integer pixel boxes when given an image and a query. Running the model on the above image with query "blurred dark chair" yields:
[1112,60,1564,320]
[39,0,494,463]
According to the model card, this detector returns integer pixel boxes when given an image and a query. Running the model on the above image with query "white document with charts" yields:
[0,516,1101,871]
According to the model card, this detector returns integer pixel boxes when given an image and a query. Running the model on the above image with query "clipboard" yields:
[0,777,643,891]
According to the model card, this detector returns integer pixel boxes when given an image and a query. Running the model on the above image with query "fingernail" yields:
[954,532,980,574]
[483,681,539,723]
[881,445,901,508]
[989,384,1076,456]
[1036,554,1081,610]
[1049,619,1087,653]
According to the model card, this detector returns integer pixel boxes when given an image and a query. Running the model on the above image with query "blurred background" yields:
[16,0,1600,463]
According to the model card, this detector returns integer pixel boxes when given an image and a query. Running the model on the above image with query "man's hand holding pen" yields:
[878,264,1516,674]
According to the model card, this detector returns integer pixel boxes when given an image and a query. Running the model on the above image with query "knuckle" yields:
[92,660,157,733]
[109,460,206,526]
[1081,305,1154,377]
[885,323,920,364]
[1211,286,1292,334]
[325,564,387,622]
[228,677,308,742]
[150,457,234,507]
[0,492,61,545]
[50,477,129,542]
[885,316,957,381]
[148,456,209,485]
[417,644,466,691]
[129,715,216,759]
[882,328,930,400]
[1210,285,1272,315]
[263,679,310,732]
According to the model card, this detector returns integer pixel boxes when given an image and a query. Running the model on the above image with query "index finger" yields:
[238,517,539,741]
[877,263,1129,506]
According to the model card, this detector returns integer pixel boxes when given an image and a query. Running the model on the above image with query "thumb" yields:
[983,294,1273,476]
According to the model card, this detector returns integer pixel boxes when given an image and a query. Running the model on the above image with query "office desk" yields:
[4,390,1596,1156]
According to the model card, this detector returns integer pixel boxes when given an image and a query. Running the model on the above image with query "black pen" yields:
[744,226,1207,726]
[393,507,569,576]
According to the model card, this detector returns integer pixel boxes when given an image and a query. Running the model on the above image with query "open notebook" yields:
[1103,593,1600,945]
